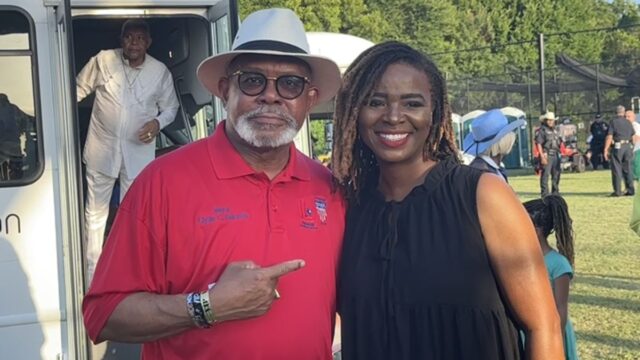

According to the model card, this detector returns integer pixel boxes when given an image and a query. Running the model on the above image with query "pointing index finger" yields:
[263,259,305,279]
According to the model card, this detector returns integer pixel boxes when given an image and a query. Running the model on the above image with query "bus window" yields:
[0,9,40,185]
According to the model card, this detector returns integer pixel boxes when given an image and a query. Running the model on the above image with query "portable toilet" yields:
[452,113,463,149]
[500,106,530,169]
[460,110,486,153]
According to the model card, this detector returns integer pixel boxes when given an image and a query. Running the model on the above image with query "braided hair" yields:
[523,195,575,266]
[331,41,459,203]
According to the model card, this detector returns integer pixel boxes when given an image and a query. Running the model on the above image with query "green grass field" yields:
[510,169,640,360]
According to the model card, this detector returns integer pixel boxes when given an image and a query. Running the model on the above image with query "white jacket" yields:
[77,49,179,178]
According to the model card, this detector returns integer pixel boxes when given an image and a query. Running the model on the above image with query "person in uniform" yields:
[604,105,635,196]
[589,113,609,169]
[535,111,562,197]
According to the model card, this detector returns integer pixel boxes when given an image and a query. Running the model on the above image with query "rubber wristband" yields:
[200,290,214,325]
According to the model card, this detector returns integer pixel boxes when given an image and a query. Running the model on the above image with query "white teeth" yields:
[379,133,408,141]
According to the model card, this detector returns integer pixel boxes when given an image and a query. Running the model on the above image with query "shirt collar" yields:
[479,155,508,182]
[479,155,500,171]
[208,120,311,181]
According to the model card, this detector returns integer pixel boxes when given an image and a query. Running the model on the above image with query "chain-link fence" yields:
[440,31,640,167]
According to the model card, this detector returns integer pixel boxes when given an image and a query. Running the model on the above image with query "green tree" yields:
[236,0,640,119]
[238,0,388,41]
[366,0,458,69]
[309,120,328,157]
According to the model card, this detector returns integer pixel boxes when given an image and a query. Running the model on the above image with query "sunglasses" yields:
[231,71,310,100]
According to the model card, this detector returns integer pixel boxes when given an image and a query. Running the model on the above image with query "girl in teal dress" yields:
[524,195,579,360]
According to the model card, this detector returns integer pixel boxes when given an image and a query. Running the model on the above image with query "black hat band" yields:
[235,40,307,54]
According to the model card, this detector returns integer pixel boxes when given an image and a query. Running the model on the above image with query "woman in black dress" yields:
[332,41,563,360]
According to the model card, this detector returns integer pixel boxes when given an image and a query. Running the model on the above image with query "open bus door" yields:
[69,2,238,358]
[55,1,89,358]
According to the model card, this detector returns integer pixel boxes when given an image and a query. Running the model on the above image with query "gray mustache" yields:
[245,106,297,126]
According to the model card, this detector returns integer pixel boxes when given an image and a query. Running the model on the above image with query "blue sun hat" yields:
[462,109,526,156]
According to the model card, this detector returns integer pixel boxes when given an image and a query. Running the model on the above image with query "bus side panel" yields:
[0,2,67,359]
[0,172,63,359]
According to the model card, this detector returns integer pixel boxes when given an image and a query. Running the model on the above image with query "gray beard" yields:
[233,106,299,148]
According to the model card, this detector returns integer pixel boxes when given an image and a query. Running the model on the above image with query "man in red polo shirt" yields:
[82,8,344,360]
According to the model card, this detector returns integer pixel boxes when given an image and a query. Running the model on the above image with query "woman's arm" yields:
[476,174,563,360]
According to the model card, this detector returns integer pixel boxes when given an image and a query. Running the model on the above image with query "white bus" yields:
[0,0,240,358]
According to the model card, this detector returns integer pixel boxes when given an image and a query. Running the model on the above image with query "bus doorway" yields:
[70,6,234,360]
[73,14,219,154]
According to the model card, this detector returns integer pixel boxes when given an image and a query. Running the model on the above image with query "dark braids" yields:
[523,195,575,266]
[331,41,459,203]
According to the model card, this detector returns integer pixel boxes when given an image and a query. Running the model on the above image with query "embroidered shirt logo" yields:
[315,198,327,224]
[299,197,329,229]
[198,207,249,225]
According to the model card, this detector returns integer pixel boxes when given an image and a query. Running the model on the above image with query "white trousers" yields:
[84,165,133,284]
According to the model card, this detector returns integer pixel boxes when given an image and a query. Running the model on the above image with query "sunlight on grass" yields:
[511,169,640,360]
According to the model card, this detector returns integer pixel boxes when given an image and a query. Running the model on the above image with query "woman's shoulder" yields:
[429,158,482,185]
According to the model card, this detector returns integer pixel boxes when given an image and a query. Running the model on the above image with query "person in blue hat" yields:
[463,109,525,183]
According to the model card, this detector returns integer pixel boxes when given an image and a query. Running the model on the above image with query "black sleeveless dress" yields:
[338,160,523,360]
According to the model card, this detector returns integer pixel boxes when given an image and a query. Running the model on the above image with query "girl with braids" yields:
[523,195,579,360]
[334,41,563,360]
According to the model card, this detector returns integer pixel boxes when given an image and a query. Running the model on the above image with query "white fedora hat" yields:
[539,111,557,122]
[462,109,526,156]
[196,8,341,103]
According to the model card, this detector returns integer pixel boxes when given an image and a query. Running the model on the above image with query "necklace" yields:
[121,56,142,89]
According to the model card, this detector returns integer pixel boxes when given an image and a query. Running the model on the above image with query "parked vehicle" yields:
[557,121,587,173]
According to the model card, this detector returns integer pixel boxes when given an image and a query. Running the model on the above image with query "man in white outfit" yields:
[76,19,179,283]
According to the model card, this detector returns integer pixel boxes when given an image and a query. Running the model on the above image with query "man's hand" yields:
[138,119,160,144]
[540,154,548,166]
[210,259,305,322]
[604,150,609,161]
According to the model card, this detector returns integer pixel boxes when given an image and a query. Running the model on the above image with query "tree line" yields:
[239,0,640,154]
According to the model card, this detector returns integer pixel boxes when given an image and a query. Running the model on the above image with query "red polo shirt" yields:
[83,122,345,360]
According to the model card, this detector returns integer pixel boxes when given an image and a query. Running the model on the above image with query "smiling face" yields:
[219,55,318,150]
[358,62,433,166]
